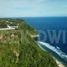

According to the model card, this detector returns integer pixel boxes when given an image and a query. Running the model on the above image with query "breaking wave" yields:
[38,41,67,61]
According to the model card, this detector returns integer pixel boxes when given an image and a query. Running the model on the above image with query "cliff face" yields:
[0,19,58,67]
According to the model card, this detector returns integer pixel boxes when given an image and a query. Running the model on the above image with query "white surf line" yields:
[38,41,67,61]
[37,41,66,67]
[53,57,65,67]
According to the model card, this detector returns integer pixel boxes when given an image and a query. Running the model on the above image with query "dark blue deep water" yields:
[22,17,67,66]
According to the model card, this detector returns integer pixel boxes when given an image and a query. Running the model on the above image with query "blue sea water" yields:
[22,17,67,66]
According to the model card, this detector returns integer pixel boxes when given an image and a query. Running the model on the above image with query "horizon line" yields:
[0,16,67,18]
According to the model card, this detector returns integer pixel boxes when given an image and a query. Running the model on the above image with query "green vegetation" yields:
[0,18,58,67]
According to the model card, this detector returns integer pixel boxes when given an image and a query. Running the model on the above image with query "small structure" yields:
[7,25,18,29]
[30,34,39,41]
[31,34,39,38]
[0,25,18,30]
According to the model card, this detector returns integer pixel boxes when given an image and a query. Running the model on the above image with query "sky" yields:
[0,0,67,17]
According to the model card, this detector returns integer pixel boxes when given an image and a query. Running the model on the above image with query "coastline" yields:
[37,41,65,67]
[53,57,65,67]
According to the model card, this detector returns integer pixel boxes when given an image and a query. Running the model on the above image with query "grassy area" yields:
[0,18,58,67]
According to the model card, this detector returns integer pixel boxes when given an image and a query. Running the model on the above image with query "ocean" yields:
[22,17,67,66]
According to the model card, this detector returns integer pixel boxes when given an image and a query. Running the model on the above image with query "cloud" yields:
[0,0,67,17]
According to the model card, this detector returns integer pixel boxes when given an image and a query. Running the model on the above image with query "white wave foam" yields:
[38,41,67,61]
